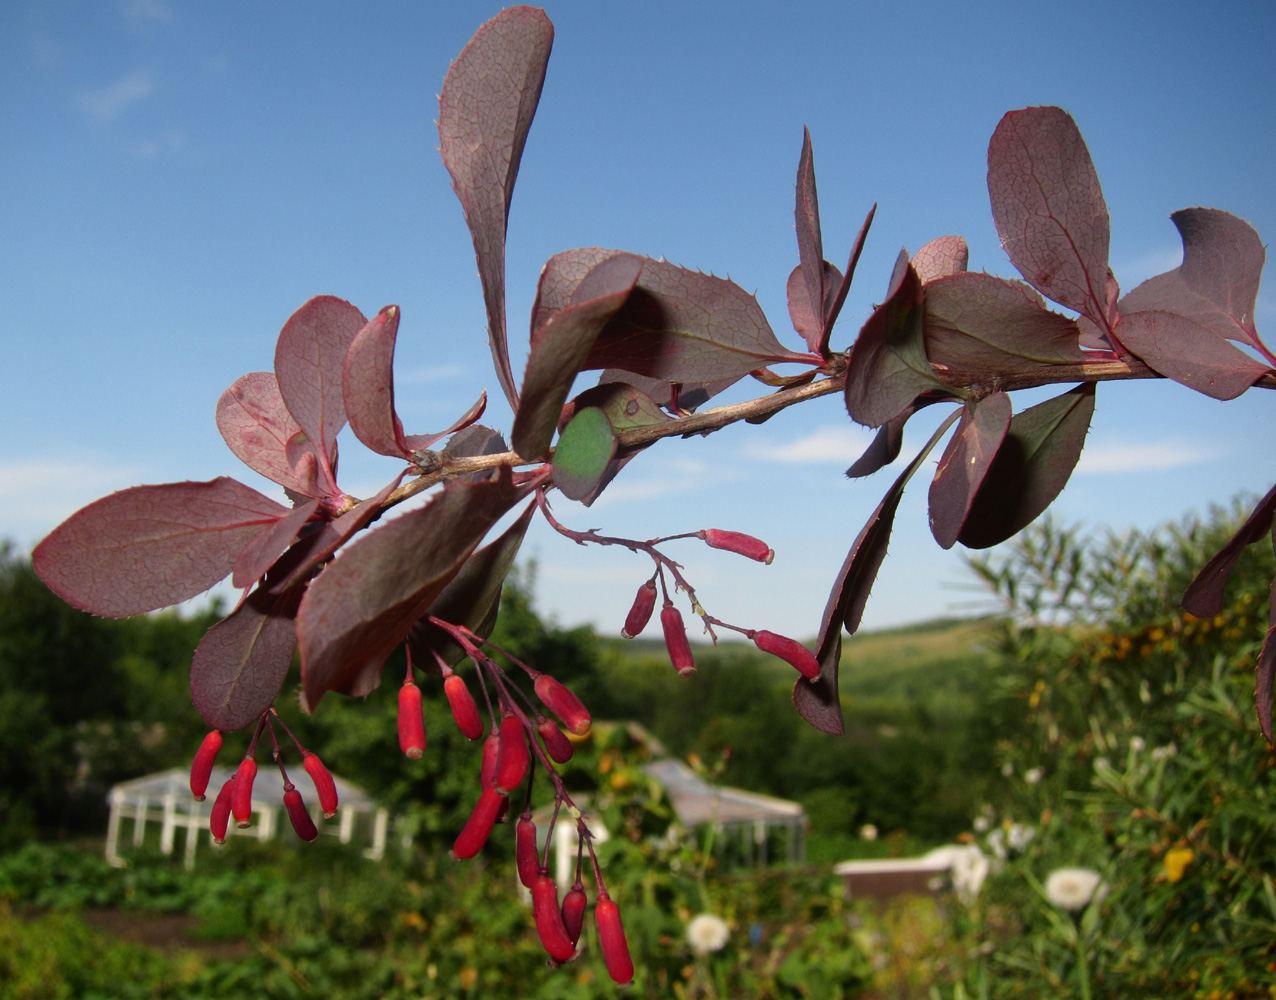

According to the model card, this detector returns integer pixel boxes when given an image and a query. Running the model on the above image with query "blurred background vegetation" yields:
[1,494,1274,998]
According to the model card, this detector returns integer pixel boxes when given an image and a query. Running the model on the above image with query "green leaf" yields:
[551,407,616,502]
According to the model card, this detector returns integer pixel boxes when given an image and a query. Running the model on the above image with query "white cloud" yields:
[73,70,154,122]
[0,458,146,547]
[129,129,194,160]
[1075,440,1214,474]
[748,424,877,465]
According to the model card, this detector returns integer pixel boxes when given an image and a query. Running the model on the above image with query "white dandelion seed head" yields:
[686,913,730,955]
[1129,736,1146,752]
[1045,867,1107,912]
[859,823,878,841]
[1024,767,1044,785]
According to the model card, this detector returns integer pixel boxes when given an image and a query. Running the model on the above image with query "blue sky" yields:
[2,0,1274,642]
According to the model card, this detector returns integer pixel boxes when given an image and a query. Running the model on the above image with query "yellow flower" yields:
[1164,847,1194,883]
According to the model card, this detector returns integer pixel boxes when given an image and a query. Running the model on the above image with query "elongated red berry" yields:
[283,786,318,842]
[595,894,635,984]
[451,787,504,860]
[532,874,576,962]
[231,757,257,828]
[209,777,235,844]
[480,729,501,788]
[661,605,696,677]
[444,674,483,740]
[538,718,574,764]
[302,752,338,817]
[533,675,591,736]
[398,680,426,759]
[562,883,588,946]
[622,579,658,638]
[752,630,820,680]
[515,816,539,889]
[495,713,529,794]
[190,730,223,801]
[700,528,774,564]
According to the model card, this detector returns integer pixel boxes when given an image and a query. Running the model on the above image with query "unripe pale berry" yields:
[451,787,503,860]
[595,894,635,984]
[190,730,223,801]
[622,579,658,638]
[515,816,539,889]
[752,630,821,680]
[561,883,588,946]
[700,528,774,564]
[533,674,591,736]
[209,777,235,844]
[532,874,576,962]
[283,786,318,842]
[494,713,529,794]
[302,752,338,817]
[398,681,426,758]
[537,718,574,764]
[231,757,257,828]
[661,605,696,677]
[443,674,483,740]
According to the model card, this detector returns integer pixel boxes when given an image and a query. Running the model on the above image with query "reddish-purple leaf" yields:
[924,272,1085,374]
[988,107,1113,330]
[512,253,644,461]
[33,478,288,618]
[1181,480,1276,618]
[1119,208,1266,348]
[957,383,1096,549]
[845,257,950,427]
[343,306,409,459]
[216,372,319,495]
[530,247,611,336]
[190,583,303,732]
[821,203,877,352]
[1116,310,1270,401]
[1255,621,1276,743]
[274,295,367,484]
[231,498,321,590]
[298,472,523,708]
[582,257,812,383]
[786,261,843,352]
[403,393,488,457]
[793,127,828,353]
[845,403,928,479]
[928,393,1012,549]
[407,501,536,670]
[797,424,951,734]
[911,236,969,284]
[439,6,553,410]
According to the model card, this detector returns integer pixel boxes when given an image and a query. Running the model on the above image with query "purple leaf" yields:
[1181,480,1276,618]
[33,478,289,618]
[596,368,739,415]
[786,261,843,351]
[403,393,488,456]
[988,107,1113,330]
[928,393,1012,549]
[216,372,318,496]
[273,295,368,484]
[439,6,554,410]
[1255,621,1276,743]
[231,498,321,590]
[407,501,536,669]
[924,272,1085,374]
[1119,208,1266,348]
[793,127,828,354]
[822,204,877,351]
[297,472,523,708]
[845,402,931,479]
[343,306,409,458]
[957,383,1096,549]
[582,257,812,383]
[512,253,644,460]
[844,257,950,427]
[911,236,969,283]
[1116,310,1270,401]
[190,583,303,732]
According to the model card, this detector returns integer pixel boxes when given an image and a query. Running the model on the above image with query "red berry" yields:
[209,777,235,844]
[595,894,635,984]
[561,883,588,947]
[752,630,821,680]
[532,874,576,962]
[231,757,257,828]
[494,713,529,794]
[622,579,658,638]
[661,605,696,677]
[700,528,774,564]
[533,675,591,736]
[537,718,574,764]
[189,730,223,801]
[515,816,539,889]
[398,681,426,759]
[443,674,483,740]
[302,752,339,817]
[283,786,318,842]
[451,786,503,860]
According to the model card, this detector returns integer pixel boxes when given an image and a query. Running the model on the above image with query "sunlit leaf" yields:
[216,372,318,496]
[1116,309,1270,400]
[343,306,408,458]
[551,407,616,502]
[232,498,321,590]
[911,236,969,283]
[928,393,1012,549]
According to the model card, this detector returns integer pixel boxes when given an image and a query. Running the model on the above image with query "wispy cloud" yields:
[0,458,145,546]
[748,424,876,465]
[73,69,154,122]
[129,129,195,160]
[120,0,173,24]
[1075,440,1214,474]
